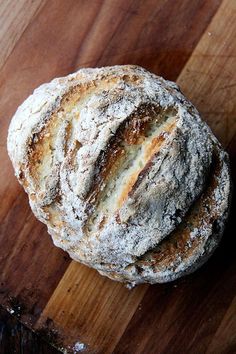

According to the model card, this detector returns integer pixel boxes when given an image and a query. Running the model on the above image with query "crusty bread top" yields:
[7,65,231,283]
[98,145,231,283]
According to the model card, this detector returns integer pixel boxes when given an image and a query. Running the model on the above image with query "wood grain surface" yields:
[0,0,235,353]
[0,305,59,354]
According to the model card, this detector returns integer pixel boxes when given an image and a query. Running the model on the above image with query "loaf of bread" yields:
[7,65,231,285]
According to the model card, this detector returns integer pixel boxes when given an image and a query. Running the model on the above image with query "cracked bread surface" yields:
[7,65,231,284]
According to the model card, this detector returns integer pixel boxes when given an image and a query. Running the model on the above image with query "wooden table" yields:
[0,1,236,353]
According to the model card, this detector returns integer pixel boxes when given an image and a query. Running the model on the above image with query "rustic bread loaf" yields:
[7,65,231,285]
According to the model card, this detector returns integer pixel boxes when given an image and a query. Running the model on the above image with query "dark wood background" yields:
[0,0,236,353]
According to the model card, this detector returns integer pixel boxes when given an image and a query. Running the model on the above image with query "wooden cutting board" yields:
[0,1,236,353]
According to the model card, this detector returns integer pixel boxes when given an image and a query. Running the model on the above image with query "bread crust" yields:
[7,65,231,284]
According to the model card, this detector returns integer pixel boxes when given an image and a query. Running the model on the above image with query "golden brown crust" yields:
[7,65,231,285]
[85,104,177,223]
[101,146,231,283]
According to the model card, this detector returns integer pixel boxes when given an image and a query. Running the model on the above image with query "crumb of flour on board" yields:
[73,341,86,352]
[125,281,136,290]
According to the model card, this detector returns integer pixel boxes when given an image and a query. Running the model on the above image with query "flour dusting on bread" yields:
[7,65,231,284]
